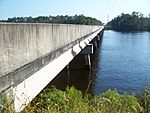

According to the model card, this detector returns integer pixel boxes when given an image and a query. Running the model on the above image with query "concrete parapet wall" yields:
[0,23,101,76]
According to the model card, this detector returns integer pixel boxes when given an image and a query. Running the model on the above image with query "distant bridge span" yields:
[0,23,104,112]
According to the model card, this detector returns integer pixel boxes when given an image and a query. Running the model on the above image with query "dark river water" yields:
[49,30,150,95]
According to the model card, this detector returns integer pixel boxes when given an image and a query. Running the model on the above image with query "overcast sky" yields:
[0,0,149,23]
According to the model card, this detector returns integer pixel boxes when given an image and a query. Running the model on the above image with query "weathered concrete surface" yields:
[0,23,101,76]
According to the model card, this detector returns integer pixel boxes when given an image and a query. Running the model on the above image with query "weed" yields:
[137,88,150,113]
[0,95,14,113]
[1,87,148,113]
[22,87,142,113]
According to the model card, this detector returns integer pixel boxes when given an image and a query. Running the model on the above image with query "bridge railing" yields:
[0,23,102,77]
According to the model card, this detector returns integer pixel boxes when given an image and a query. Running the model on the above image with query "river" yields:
[48,30,150,95]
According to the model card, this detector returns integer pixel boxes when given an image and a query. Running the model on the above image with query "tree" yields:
[2,15,102,25]
[107,11,150,31]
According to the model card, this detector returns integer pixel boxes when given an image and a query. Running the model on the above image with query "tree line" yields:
[107,12,150,31]
[0,15,102,25]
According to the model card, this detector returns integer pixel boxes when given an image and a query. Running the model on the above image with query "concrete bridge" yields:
[0,23,104,112]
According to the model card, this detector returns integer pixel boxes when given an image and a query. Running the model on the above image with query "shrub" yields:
[23,87,142,113]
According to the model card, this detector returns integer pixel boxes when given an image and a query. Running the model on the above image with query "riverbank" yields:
[21,87,149,113]
[1,86,150,112]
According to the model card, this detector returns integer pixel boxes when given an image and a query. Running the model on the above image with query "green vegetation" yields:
[0,15,102,25]
[0,96,14,113]
[138,87,150,113]
[107,12,150,31]
[1,87,150,113]
[22,87,149,113]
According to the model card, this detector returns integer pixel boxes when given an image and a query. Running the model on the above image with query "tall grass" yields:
[1,87,150,113]
[137,88,150,113]
[23,87,89,113]
[22,87,142,113]
[0,96,14,113]
[90,90,141,113]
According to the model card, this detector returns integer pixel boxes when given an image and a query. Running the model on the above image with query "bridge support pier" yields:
[68,44,93,70]
[84,54,91,69]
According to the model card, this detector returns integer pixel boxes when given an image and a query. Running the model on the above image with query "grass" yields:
[1,87,150,113]
[22,87,89,113]
[138,87,150,113]
[0,95,14,113]
[22,87,144,113]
